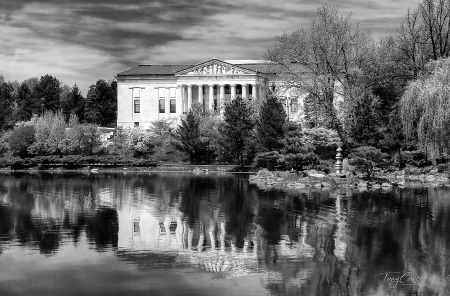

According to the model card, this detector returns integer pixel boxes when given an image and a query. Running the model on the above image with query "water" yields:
[0,172,450,295]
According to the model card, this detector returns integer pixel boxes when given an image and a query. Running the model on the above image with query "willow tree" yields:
[264,4,370,144]
[400,58,450,159]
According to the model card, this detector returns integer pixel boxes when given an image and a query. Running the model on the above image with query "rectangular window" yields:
[169,88,176,98]
[159,99,165,113]
[291,98,298,113]
[249,85,253,94]
[134,99,140,113]
[158,88,165,98]
[225,85,230,94]
[133,88,140,98]
[134,122,139,127]
[170,99,176,113]
[279,97,287,112]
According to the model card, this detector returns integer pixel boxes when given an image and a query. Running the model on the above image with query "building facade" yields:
[116,59,302,128]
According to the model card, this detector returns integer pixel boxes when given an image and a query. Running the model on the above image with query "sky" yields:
[0,0,421,95]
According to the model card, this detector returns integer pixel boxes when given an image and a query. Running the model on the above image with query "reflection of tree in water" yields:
[0,174,120,254]
[3,173,450,294]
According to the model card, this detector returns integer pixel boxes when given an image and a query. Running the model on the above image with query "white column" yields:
[177,85,182,115]
[231,84,236,99]
[261,84,266,101]
[198,84,203,106]
[252,84,257,100]
[242,84,247,99]
[164,88,170,114]
[209,84,214,111]
[219,84,225,112]
[187,85,192,111]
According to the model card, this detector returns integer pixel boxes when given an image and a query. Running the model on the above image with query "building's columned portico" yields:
[116,59,275,128]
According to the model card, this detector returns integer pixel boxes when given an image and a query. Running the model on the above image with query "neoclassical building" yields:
[116,59,302,128]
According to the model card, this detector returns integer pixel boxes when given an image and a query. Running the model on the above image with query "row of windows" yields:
[133,99,176,113]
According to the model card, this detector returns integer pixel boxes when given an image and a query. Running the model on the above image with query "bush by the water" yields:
[349,146,388,178]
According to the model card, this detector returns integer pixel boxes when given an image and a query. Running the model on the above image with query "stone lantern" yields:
[335,146,343,175]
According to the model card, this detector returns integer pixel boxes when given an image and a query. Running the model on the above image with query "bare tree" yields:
[264,4,370,143]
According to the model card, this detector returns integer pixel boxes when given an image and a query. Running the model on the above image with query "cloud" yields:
[0,0,422,94]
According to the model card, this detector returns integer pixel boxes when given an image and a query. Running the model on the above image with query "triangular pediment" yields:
[175,59,256,76]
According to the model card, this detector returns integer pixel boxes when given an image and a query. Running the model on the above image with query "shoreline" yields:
[0,164,254,174]
[248,169,450,190]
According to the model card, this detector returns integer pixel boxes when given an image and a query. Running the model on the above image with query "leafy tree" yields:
[84,80,117,127]
[174,110,204,164]
[302,127,341,159]
[400,58,450,159]
[0,132,10,156]
[303,93,330,128]
[60,114,84,155]
[28,111,66,155]
[62,84,85,121]
[265,4,370,143]
[34,75,61,113]
[80,124,102,155]
[257,95,286,152]
[349,146,389,178]
[150,119,174,161]
[220,96,255,166]
[8,126,35,157]
[0,82,14,130]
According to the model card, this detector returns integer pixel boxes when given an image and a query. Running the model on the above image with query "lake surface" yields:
[1,172,450,295]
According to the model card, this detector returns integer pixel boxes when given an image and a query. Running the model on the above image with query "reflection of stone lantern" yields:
[335,146,343,175]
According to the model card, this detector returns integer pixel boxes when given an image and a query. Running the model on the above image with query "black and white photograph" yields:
[2,0,450,295]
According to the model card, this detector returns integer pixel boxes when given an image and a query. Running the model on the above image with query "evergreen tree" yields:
[174,110,203,164]
[346,92,383,147]
[221,96,255,166]
[0,82,14,130]
[84,85,101,124]
[62,84,85,122]
[257,95,286,152]
[281,121,318,170]
[303,93,327,128]
[34,74,61,113]
[14,82,38,122]
[84,80,117,127]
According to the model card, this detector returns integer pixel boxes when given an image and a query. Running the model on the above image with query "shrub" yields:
[132,158,157,167]
[8,126,35,157]
[254,151,284,170]
[301,128,341,159]
[8,157,38,169]
[349,146,389,178]
[393,150,431,168]
[61,155,84,167]
[35,155,61,165]
[437,163,448,173]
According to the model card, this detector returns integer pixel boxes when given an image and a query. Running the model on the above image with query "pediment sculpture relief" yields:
[188,63,246,75]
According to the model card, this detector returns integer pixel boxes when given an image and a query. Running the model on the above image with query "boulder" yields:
[426,175,436,182]
[357,182,368,188]
[307,170,327,178]
[321,182,332,187]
